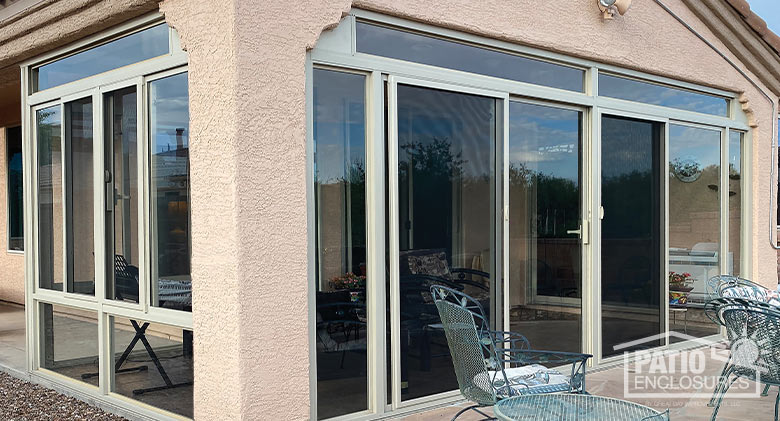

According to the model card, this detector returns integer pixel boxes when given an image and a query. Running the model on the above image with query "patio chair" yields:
[430,285,591,421]
[704,297,780,421]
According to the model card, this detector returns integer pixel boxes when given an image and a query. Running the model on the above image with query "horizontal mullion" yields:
[101,303,193,330]
[33,292,101,311]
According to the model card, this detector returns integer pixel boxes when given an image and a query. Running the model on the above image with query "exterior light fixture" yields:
[598,0,632,19]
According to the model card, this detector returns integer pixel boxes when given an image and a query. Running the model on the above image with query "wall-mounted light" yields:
[598,0,632,19]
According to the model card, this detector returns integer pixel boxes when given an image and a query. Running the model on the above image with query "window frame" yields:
[21,13,191,421]
[6,125,23,254]
[308,9,753,420]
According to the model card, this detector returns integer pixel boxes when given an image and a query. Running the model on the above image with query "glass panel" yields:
[149,73,191,312]
[728,131,742,277]
[357,22,584,92]
[601,116,663,357]
[313,69,368,419]
[508,102,582,353]
[668,124,721,340]
[37,105,63,291]
[7,126,23,251]
[599,74,729,117]
[33,24,169,92]
[105,87,139,303]
[40,303,99,386]
[66,98,94,295]
[395,84,497,400]
[111,316,193,418]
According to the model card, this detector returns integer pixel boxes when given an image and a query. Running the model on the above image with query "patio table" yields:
[493,394,668,421]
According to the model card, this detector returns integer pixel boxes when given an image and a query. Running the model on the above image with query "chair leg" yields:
[710,375,737,421]
[764,384,771,397]
[451,404,495,421]
[775,391,780,421]
[708,362,732,407]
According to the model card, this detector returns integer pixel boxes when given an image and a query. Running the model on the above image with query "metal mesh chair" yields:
[705,297,780,421]
[431,285,591,420]
[707,275,774,302]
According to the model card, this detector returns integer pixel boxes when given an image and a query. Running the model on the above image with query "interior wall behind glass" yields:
[66,98,95,295]
[728,131,742,277]
[149,72,191,312]
[312,68,368,419]
[37,106,63,291]
[6,126,23,251]
[508,101,582,354]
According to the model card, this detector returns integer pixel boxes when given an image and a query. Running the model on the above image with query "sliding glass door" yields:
[388,79,503,405]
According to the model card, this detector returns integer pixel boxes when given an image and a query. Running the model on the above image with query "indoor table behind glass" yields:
[493,394,669,421]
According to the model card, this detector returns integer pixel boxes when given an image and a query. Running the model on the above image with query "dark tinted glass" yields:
[313,69,368,419]
[33,24,169,92]
[6,126,22,251]
[601,116,663,356]
[599,74,729,116]
[356,22,584,92]
[149,72,191,312]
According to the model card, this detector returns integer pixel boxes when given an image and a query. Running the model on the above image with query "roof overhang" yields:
[681,0,780,97]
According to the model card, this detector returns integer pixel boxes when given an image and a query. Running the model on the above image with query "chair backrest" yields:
[430,285,502,406]
[707,297,780,385]
[709,275,776,303]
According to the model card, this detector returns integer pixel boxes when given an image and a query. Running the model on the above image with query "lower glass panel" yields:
[39,303,99,386]
[668,124,722,341]
[395,84,497,401]
[508,101,582,353]
[601,116,663,357]
[111,316,193,418]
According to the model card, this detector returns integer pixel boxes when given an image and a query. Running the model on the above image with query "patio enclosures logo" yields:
[617,332,762,399]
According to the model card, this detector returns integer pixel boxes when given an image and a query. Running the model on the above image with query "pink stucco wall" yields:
[158,0,777,419]
[0,127,24,306]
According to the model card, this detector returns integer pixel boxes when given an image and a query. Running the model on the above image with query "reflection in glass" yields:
[729,131,743,277]
[111,316,193,418]
[149,73,191,312]
[37,105,63,291]
[7,126,23,251]
[40,303,99,386]
[105,88,139,303]
[33,24,169,92]
[509,102,581,353]
[668,124,721,340]
[396,84,496,400]
[599,74,729,117]
[356,22,584,92]
[66,98,95,295]
[313,69,368,419]
[601,116,663,356]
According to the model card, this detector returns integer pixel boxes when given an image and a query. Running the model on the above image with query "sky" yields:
[748,0,780,35]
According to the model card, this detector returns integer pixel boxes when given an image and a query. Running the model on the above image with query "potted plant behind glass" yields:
[330,272,366,303]
[669,271,694,305]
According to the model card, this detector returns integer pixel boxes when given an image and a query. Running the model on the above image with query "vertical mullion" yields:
[60,102,67,293]
[23,66,37,372]
[305,57,318,421]
[366,70,386,415]
[663,120,670,347]
[502,96,510,333]
[137,77,149,313]
[387,76,401,409]
[722,127,728,271]
[591,107,601,363]
[94,89,110,394]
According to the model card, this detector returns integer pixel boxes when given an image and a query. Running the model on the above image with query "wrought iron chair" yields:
[430,285,591,420]
[705,297,780,421]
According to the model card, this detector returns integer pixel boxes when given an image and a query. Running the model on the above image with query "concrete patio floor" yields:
[401,345,778,421]
[0,301,26,376]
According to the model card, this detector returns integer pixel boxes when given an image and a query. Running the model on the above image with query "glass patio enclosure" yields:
[309,10,748,420]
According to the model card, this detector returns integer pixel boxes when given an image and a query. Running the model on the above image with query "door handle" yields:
[567,220,590,244]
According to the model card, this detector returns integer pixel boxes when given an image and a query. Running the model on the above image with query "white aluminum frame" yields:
[307,10,752,420]
[21,13,191,421]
